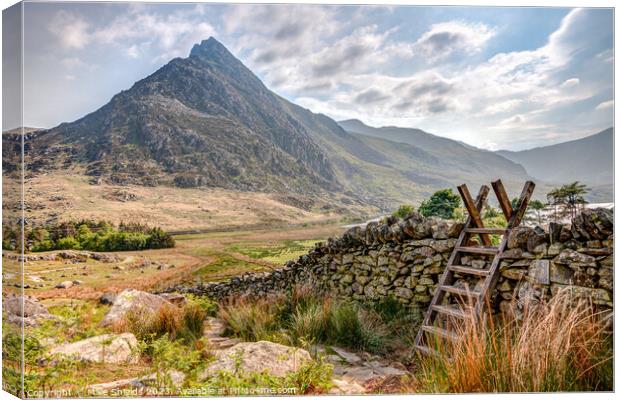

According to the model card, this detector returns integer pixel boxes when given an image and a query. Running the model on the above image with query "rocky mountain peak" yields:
[189,36,237,64]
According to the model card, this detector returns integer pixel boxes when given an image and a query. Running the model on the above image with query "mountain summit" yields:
[26,37,338,194]
[18,38,549,210]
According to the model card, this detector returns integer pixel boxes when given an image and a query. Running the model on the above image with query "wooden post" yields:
[457,184,492,246]
[491,179,513,222]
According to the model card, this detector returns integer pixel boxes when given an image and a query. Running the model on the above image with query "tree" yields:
[419,189,461,219]
[392,204,415,219]
[546,182,589,221]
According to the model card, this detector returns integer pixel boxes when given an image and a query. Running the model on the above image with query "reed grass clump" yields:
[416,289,613,392]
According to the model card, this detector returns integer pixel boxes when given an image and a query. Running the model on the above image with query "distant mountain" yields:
[496,128,613,186]
[13,38,541,213]
[337,119,533,194]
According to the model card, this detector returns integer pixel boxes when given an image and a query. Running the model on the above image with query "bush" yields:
[416,290,613,392]
[419,189,461,219]
[392,204,416,219]
[121,302,207,345]
[145,334,204,384]
[185,294,218,316]
[25,220,175,252]
[55,236,81,250]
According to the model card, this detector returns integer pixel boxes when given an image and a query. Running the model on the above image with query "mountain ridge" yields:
[10,37,610,215]
[496,128,613,186]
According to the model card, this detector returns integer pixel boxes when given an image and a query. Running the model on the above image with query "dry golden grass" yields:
[416,289,613,393]
[12,171,363,231]
[113,302,206,344]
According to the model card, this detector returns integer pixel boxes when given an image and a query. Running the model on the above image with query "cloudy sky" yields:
[4,3,614,150]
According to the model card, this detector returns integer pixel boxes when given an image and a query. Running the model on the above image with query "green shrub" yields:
[185,294,218,316]
[146,334,205,384]
[419,189,461,219]
[392,204,416,219]
[26,220,175,252]
[55,236,81,250]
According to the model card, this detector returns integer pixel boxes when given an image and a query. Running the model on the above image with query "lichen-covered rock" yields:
[553,249,596,268]
[101,289,174,327]
[200,341,311,379]
[528,260,550,285]
[49,333,138,364]
[3,295,48,317]
[507,226,535,250]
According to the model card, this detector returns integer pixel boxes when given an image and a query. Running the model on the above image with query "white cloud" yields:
[595,100,613,110]
[126,45,139,59]
[414,20,495,60]
[560,78,580,88]
[48,5,215,61]
[49,11,91,49]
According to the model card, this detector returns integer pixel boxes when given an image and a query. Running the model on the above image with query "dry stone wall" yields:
[166,209,613,312]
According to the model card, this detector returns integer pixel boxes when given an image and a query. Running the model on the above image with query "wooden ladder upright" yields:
[414,179,535,356]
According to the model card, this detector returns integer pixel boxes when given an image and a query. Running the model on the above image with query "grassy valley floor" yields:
[4,223,345,300]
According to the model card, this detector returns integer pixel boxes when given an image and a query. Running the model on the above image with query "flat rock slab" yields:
[342,363,408,385]
[101,289,174,327]
[208,337,241,350]
[330,346,362,364]
[201,341,311,379]
[3,295,49,317]
[49,333,138,364]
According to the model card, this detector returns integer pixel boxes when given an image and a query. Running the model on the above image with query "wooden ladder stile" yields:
[414,179,535,356]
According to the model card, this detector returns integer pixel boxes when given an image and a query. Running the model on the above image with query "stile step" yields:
[421,325,459,341]
[449,265,490,276]
[431,305,468,319]
[414,344,441,358]
[440,284,480,298]
[456,246,499,255]
[465,228,507,235]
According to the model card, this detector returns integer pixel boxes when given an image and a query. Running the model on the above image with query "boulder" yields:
[3,295,48,317]
[203,317,227,338]
[526,228,548,253]
[549,262,574,285]
[55,280,74,289]
[90,253,120,263]
[200,341,312,379]
[101,289,174,327]
[431,219,449,239]
[99,292,117,305]
[49,333,138,364]
[158,293,187,306]
[331,346,362,364]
